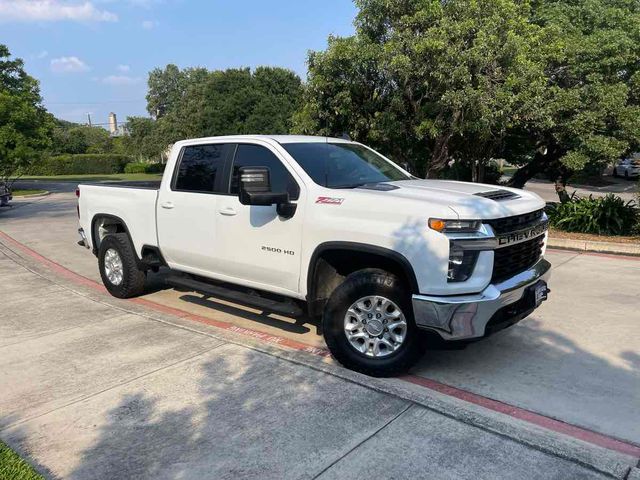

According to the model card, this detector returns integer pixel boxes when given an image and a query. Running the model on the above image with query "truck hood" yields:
[377,179,545,219]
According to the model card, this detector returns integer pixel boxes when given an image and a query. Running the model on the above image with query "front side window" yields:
[174,144,226,193]
[230,144,300,200]
[282,142,411,189]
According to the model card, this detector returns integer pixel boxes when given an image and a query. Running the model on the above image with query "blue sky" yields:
[1,0,357,127]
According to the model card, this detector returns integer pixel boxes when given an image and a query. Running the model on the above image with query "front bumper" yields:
[412,258,551,340]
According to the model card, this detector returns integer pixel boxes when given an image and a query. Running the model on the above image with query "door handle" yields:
[218,207,237,216]
[161,202,174,209]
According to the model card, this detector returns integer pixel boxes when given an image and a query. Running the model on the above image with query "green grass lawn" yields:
[11,189,47,197]
[501,167,517,176]
[20,173,162,182]
[0,440,43,480]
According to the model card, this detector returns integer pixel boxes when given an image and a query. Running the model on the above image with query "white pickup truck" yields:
[77,135,551,376]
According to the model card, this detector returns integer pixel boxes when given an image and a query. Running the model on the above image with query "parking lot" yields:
[1,189,639,479]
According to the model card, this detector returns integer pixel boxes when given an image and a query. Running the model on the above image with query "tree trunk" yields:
[426,133,452,178]
[554,168,572,203]
[507,151,546,188]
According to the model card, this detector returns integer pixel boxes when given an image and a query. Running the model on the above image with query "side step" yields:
[166,274,304,317]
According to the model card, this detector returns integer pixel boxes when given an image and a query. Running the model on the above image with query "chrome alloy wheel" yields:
[344,295,408,358]
[104,248,124,285]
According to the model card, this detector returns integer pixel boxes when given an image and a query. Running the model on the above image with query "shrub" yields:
[546,193,638,236]
[30,154,132,175]
[124,162,165,174]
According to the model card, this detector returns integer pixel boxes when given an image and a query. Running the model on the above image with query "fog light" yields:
[447,246,479,282]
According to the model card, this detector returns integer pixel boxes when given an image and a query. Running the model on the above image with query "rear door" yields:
[156,143,232,274]
[214,143,305,295]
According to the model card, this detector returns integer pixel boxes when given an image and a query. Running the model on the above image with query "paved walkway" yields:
[1,236,626,479]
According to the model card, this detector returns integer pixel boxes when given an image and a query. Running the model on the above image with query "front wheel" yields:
[98,233,146,298]
[322,269,424,377]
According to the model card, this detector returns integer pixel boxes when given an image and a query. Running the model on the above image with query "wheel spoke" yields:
[343,295,407,358]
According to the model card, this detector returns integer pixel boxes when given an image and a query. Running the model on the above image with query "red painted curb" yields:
[402,375,640,458]
[547,247,640,261]
[1,229,639,458]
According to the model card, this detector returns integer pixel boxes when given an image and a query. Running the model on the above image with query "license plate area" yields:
[526,280,549,308]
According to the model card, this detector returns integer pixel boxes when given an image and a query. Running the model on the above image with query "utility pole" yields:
[87,113,92,127]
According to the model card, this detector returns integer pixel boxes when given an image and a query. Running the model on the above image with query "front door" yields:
[156,143,232,275]
[215,143,304,295]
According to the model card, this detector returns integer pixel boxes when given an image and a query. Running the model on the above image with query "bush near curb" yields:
[546,193,638,236]
[29,154,133,175]
[124,162,166,174]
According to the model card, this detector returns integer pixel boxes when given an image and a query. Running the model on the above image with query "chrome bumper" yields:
[412,258,551,340]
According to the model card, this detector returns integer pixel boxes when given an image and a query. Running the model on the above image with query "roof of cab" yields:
[174,134,353,147]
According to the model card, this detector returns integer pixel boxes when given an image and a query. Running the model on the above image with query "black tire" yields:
[322,268,424,377]
[625,170,629,179]
[612,167,618,177]
[98,233,146,298]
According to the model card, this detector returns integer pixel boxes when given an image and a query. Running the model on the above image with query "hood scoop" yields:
[475,189,520,201]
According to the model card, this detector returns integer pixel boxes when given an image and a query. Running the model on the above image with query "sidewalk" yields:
[0,235,632,479]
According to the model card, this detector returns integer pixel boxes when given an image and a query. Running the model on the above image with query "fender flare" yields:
[306,241,420,302]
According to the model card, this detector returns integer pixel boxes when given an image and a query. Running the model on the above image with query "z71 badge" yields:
[316,196,344,205]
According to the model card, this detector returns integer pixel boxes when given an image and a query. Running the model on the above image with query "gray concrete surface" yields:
[0,241,626,480]
[2,190,639,445]
[1,189,639,478]
[521,177,638,203]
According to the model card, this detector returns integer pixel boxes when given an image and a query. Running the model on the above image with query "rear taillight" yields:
[75,188,80,198]
[76,188,80,217]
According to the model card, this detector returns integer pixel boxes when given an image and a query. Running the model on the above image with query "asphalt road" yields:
[1,191,639,479]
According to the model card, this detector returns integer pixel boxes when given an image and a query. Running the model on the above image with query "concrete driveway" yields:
[1,191,639,479]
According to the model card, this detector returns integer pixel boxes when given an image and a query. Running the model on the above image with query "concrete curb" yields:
[547,236,640,257]
[1,235,638,479]
[12,190,51,199]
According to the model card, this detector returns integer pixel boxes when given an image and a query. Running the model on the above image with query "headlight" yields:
[447,246,479,282]
[428,218,481,233]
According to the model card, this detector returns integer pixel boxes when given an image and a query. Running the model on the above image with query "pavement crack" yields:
[311,403,413,479]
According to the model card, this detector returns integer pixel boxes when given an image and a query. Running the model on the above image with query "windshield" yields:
[282,142,411,188]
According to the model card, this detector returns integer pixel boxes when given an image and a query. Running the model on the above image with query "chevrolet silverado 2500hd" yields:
[77,135,551,376]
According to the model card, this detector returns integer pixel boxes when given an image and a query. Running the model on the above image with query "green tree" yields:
[134,65,303,159]
[295,0,547,178]
[506,0,640,201]
[0,45,53,186]
[51,122,113,154]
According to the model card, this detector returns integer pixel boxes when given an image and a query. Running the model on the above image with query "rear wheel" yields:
[625,170,629,179]
[98,233,146,298]
[612,167,618,177]
[322,269,424,377]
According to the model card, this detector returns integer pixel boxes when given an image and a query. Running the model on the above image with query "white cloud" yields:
[0,1,118,23]
[101,74,142,85]
[141,19,157,30]
[116,64,130,72]
[50,56,90,73]
[35,50,49,59]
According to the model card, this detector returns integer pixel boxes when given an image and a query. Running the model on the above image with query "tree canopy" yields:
[505,0,640,199]
[0,45,53,184]
[295,0,548,179]
[131,65,303,160]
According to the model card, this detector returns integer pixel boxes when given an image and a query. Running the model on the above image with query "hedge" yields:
[124,162,166,174]
[29,154,133,175]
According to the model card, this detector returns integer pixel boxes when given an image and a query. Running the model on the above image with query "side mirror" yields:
[238,166,297,219]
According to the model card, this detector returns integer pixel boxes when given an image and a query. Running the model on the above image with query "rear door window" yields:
[174,144,230,193]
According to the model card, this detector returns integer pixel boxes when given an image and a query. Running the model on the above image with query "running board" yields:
[166,274,303,317]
